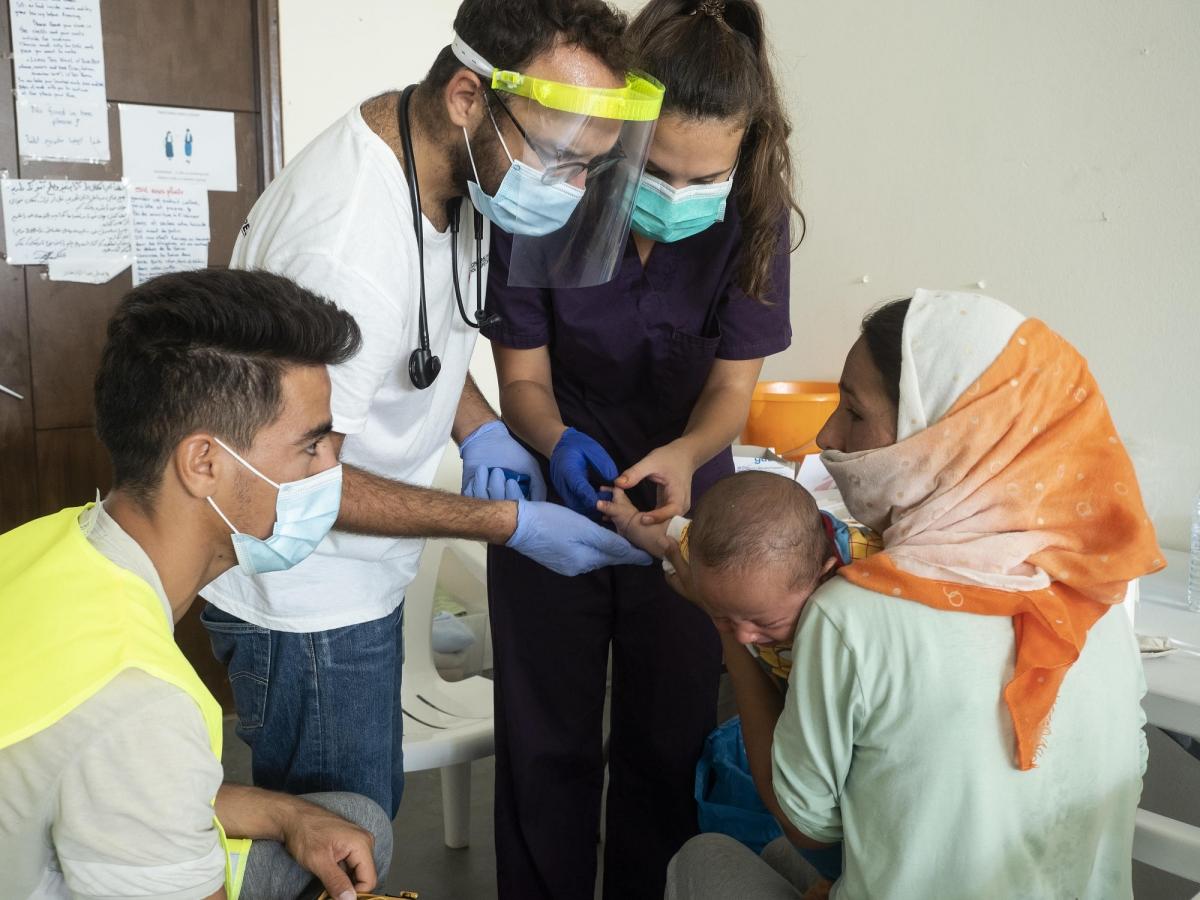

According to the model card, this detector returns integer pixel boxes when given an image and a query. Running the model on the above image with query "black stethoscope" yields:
[399,84,500,390]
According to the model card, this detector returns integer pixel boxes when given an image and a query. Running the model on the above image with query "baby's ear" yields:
[818,554,839,579]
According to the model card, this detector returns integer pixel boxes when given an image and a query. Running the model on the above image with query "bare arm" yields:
[719,631,828,849]
[492,344,569,457]
[674,356,764,471]
[214,783,295,843]
[329,432,518,543]
[215,783,379,896]
[452,373,500,444]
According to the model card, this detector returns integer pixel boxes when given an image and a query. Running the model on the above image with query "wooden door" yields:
[0,0,282,705]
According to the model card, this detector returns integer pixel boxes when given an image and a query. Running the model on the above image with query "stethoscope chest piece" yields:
[408,347,442,391]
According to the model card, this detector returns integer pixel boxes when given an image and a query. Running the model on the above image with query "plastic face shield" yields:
[453,35,663,289]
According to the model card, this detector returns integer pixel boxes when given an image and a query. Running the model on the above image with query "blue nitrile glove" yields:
[506,498,653,576]
[468,466,536,503]
[549,427,619,518]
[460,420,548,502]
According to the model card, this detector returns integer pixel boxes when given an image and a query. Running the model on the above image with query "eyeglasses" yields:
[489,92,626,186]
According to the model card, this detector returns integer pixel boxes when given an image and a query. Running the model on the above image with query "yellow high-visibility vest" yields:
[0,504,252,899]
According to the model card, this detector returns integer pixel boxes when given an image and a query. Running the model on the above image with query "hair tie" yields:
[697,0,726,19]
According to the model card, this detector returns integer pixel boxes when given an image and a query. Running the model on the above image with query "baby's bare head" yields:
[689,471,835,645]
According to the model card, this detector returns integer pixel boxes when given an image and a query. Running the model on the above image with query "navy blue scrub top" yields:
[481,202,793,513]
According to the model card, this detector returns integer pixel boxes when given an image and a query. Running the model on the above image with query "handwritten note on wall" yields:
[1,179,131,264]
[47,253,131,284]
[130,183,211,285]
[10,0,109,162]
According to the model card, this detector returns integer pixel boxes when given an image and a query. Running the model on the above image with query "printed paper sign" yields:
[119,104,238,192]
[10,0,109,162]
[1,179,131,264]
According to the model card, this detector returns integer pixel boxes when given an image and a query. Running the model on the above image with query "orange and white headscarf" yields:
[822,289,1164,770]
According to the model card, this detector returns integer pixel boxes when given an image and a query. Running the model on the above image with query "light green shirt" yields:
[772,577,1147,900]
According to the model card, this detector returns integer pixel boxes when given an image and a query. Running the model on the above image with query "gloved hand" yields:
[506,498,653,576]
[549,427,619,519]
[460,420,548,502]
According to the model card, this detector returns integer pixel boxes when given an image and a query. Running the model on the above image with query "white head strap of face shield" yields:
[451,34,495,79]
[453,35,518,169]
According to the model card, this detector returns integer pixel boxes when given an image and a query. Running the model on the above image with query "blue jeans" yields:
[201,602,406,817]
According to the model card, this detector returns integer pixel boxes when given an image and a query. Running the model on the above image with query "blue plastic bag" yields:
[695,716,844,881]
[694,716,784,854]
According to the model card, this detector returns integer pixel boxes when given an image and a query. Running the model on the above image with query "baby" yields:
[603,470,881,687]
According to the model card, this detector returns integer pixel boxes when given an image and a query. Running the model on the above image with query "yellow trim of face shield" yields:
[491,70,664,122]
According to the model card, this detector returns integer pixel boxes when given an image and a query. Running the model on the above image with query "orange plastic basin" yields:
[740,381,840,460]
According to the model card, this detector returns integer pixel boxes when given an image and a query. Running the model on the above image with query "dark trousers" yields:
[488,543,723,900]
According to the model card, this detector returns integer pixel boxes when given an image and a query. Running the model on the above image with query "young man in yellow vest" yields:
[0,269,392,900]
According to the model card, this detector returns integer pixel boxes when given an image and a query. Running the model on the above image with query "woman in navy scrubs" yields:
[480,2,802,897]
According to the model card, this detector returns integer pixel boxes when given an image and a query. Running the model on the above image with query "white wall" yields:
[279,0,1200,549]
[279,0,457,155]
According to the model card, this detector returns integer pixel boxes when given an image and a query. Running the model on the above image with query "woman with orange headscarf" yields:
[665,290,1162,900]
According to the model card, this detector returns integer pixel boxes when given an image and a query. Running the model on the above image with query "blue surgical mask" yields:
[463,111,584,237]
[206,437,342,576]
[631,170,734,243]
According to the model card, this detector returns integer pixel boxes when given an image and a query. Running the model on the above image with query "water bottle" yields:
[1189,488,1200,612]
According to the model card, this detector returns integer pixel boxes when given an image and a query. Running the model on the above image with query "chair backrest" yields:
[1133,808,1200,891]
[1132,678,1200,895]
[403,538,447,684]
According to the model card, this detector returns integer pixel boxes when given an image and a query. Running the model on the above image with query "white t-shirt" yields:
[1,504,224,900]
[203,97,485,632]
[772,577,1147,900]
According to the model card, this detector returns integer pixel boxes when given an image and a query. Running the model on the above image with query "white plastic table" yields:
[1138,548,1200,735]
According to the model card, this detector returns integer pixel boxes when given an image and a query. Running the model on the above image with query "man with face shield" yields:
[199,0,662,823]
[449,33,663,288]
[0,270,394,900]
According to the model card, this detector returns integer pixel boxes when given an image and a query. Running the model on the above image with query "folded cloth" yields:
[823,290,1164,769]
[1137,634,1175,657]
[1138,634,1200,658]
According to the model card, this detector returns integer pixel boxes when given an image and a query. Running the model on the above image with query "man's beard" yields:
[456,116,510,197]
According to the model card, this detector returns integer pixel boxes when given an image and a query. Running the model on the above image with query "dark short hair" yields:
[95,268,361,504]
[421,0,629,98]
[860,298,912,407]
[690,471,829,590]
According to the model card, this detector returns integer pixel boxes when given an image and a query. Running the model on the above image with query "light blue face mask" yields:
[631,170,734,243]
[463,108,585,237]
[206,437,342,576]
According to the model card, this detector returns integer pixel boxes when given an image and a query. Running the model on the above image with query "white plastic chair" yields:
[1133,808,1200,895]
[401,538,493,849]
[1132,575,1200,896]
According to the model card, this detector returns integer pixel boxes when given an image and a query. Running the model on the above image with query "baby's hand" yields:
[597,487,671,558]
